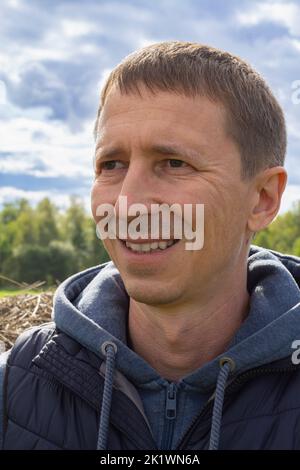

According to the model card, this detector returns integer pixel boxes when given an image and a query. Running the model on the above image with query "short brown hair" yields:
[94,41,286,180]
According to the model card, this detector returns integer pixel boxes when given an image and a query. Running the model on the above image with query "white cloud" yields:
[6,0,22,8]
[0,157,38,174]
[0,0,299,215]
[96,68,113,96]
[61,19,97,38]
[287,111,300,140]
[279,184,300,214]
[291,38,300,52]
[0,113,95,179]
[136,37,160,49]
[0,80,7,104]
[236,1,300,36]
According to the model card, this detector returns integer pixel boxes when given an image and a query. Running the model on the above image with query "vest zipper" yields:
[177,362,299,450]
[160,382,177,450]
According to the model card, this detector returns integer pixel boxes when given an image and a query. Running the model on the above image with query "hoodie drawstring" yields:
[96,344,233,450]
[209,357,235,450]
[97,341,117,450]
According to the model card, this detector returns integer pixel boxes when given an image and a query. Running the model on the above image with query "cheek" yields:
[201,183,247,244]
[91,182,117,221]
[90,184,101,222]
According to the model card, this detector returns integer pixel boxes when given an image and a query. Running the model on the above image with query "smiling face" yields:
[91,85,254,307]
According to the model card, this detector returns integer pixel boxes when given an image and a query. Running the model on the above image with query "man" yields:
[1,41,300,450]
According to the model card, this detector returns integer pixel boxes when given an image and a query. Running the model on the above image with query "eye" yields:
[95,160,126,173]
[167,159,188,168]
[102,160,125,170]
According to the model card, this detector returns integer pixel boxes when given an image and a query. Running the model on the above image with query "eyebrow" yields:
[95,143,202,163]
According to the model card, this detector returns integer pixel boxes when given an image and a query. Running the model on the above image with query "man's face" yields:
[91,86,253,307]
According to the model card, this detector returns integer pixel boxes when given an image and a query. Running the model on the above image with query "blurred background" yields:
[0,0,300,290]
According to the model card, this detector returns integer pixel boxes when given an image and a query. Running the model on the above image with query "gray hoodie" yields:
[52,245,300,449]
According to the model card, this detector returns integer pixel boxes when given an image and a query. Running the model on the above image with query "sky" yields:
[0,0,299,215]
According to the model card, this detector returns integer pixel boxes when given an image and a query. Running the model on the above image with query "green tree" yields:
[62,197,88,269]
[253,200,300,254]
[85,218,110,266]
[47,240,78,282]
[13,200,38,246]
[293,238,300,257]
[35,198,59,246]
[8,244,50,284]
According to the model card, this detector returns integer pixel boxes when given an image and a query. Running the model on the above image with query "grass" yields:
[0,287,56,298]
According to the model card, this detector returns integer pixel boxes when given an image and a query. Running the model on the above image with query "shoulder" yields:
[8,322,56,369]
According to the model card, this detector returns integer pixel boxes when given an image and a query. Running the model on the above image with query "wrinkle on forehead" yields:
[99,86,227,127]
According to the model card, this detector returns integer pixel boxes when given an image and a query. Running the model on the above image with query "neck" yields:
[128,265,250,382]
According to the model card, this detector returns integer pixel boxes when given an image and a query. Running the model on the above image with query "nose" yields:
[114,160,161,218]
[112,158,183,241]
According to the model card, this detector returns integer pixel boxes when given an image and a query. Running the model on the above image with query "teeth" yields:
[150,242,159,250]
[141,243,151,252]
[125,241,140,251]
[158,241,167,250]
[124,240,176,253]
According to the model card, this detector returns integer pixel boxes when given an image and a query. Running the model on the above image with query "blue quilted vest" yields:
[3,323,300,450]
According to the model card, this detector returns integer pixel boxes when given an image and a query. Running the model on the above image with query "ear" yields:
[247,166,287,233]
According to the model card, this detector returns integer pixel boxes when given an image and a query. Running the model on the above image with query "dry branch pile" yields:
[0,292,54,350]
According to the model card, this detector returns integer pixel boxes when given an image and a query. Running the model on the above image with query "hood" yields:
[52,245,300,449]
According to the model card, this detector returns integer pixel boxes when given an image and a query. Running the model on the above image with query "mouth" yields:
[119,238,180,254]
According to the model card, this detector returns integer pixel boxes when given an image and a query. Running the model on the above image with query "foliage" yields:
[0,197,110,287]
[0,197,299,287]
[253,200,300,256]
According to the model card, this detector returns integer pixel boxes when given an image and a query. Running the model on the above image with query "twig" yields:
[32,294,41,317]
[0,274,24,288]
[24,280,46,290]
[0,332,13,348]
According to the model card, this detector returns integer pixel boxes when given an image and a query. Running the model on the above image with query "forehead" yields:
[97,86,228,143]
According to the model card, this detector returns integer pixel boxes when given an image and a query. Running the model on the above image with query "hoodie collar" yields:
[53,245,300,392]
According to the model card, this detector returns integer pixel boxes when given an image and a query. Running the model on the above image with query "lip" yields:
[119,238,178,244]
[117,237,181,261]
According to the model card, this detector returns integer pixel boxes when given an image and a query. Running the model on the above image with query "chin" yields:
[125,281,181,306]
